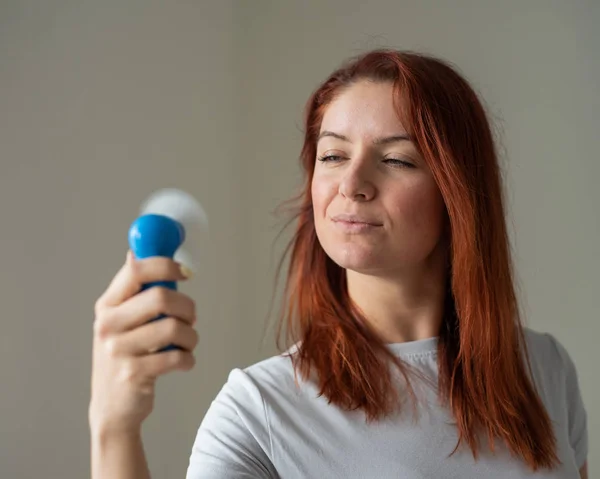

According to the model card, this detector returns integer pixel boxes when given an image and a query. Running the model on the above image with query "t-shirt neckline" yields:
[385,336,439,356]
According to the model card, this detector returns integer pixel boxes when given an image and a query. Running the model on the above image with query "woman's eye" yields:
[317,154,343,163]
[316,155,415,168]
[384,158,415,168]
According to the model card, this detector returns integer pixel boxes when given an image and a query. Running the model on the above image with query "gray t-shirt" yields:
[186,328,587,478]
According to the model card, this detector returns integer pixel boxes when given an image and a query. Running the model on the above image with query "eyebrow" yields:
[317,130,412,145]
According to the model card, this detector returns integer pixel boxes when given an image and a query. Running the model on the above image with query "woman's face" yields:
[312,80,446,276]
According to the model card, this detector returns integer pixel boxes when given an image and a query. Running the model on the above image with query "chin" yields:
[325,243,389,274]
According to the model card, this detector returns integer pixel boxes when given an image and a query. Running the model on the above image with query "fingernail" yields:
[180,264,193,279]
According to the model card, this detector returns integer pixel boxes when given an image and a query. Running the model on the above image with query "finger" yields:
[95,251,136,310]
[102,287,196,334]
[97,251,190,309]
[111,317,199,356]
[140,349,196,377]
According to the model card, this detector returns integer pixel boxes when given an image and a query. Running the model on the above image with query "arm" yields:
[579,461,588,479]
[91,428,150,479]
[90,253,197,479]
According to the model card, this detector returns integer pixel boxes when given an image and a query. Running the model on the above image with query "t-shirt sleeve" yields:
[547,333,588,469]
[186,368,277,479]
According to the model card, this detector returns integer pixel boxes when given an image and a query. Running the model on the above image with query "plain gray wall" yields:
[0,2,243,478]
[0,1,597,477]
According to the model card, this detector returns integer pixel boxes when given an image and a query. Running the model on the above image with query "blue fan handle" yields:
[128,214,186,352]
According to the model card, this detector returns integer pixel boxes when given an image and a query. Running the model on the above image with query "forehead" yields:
[320,80,407,137]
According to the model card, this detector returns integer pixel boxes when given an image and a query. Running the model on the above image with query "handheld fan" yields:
[127,188,208,351]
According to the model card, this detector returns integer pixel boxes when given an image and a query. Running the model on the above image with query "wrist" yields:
[90,418,142,443]
[90,423,150,479]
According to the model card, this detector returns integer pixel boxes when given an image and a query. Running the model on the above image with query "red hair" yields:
[273,50,558,470]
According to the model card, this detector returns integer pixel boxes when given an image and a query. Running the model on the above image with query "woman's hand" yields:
[89,251,198,436]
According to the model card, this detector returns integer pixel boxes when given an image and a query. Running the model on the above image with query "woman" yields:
[90,50,588,478]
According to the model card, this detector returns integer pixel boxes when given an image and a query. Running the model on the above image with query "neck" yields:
[346,246,447,344]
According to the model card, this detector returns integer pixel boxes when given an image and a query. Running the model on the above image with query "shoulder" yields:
[521,327,584,410]
[218,345,301,409]
[242,345,300,385]
[187,351,300,478]
[521,327,577,375]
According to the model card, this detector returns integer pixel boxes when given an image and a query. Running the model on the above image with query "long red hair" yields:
[273,49,558,470]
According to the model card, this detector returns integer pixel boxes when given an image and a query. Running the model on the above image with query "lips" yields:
[330,214,382,226]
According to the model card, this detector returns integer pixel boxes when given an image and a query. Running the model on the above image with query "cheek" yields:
[392,180,445,240]
[311,174,335,216]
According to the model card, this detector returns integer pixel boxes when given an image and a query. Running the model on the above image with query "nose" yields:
[338,160,376,202]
